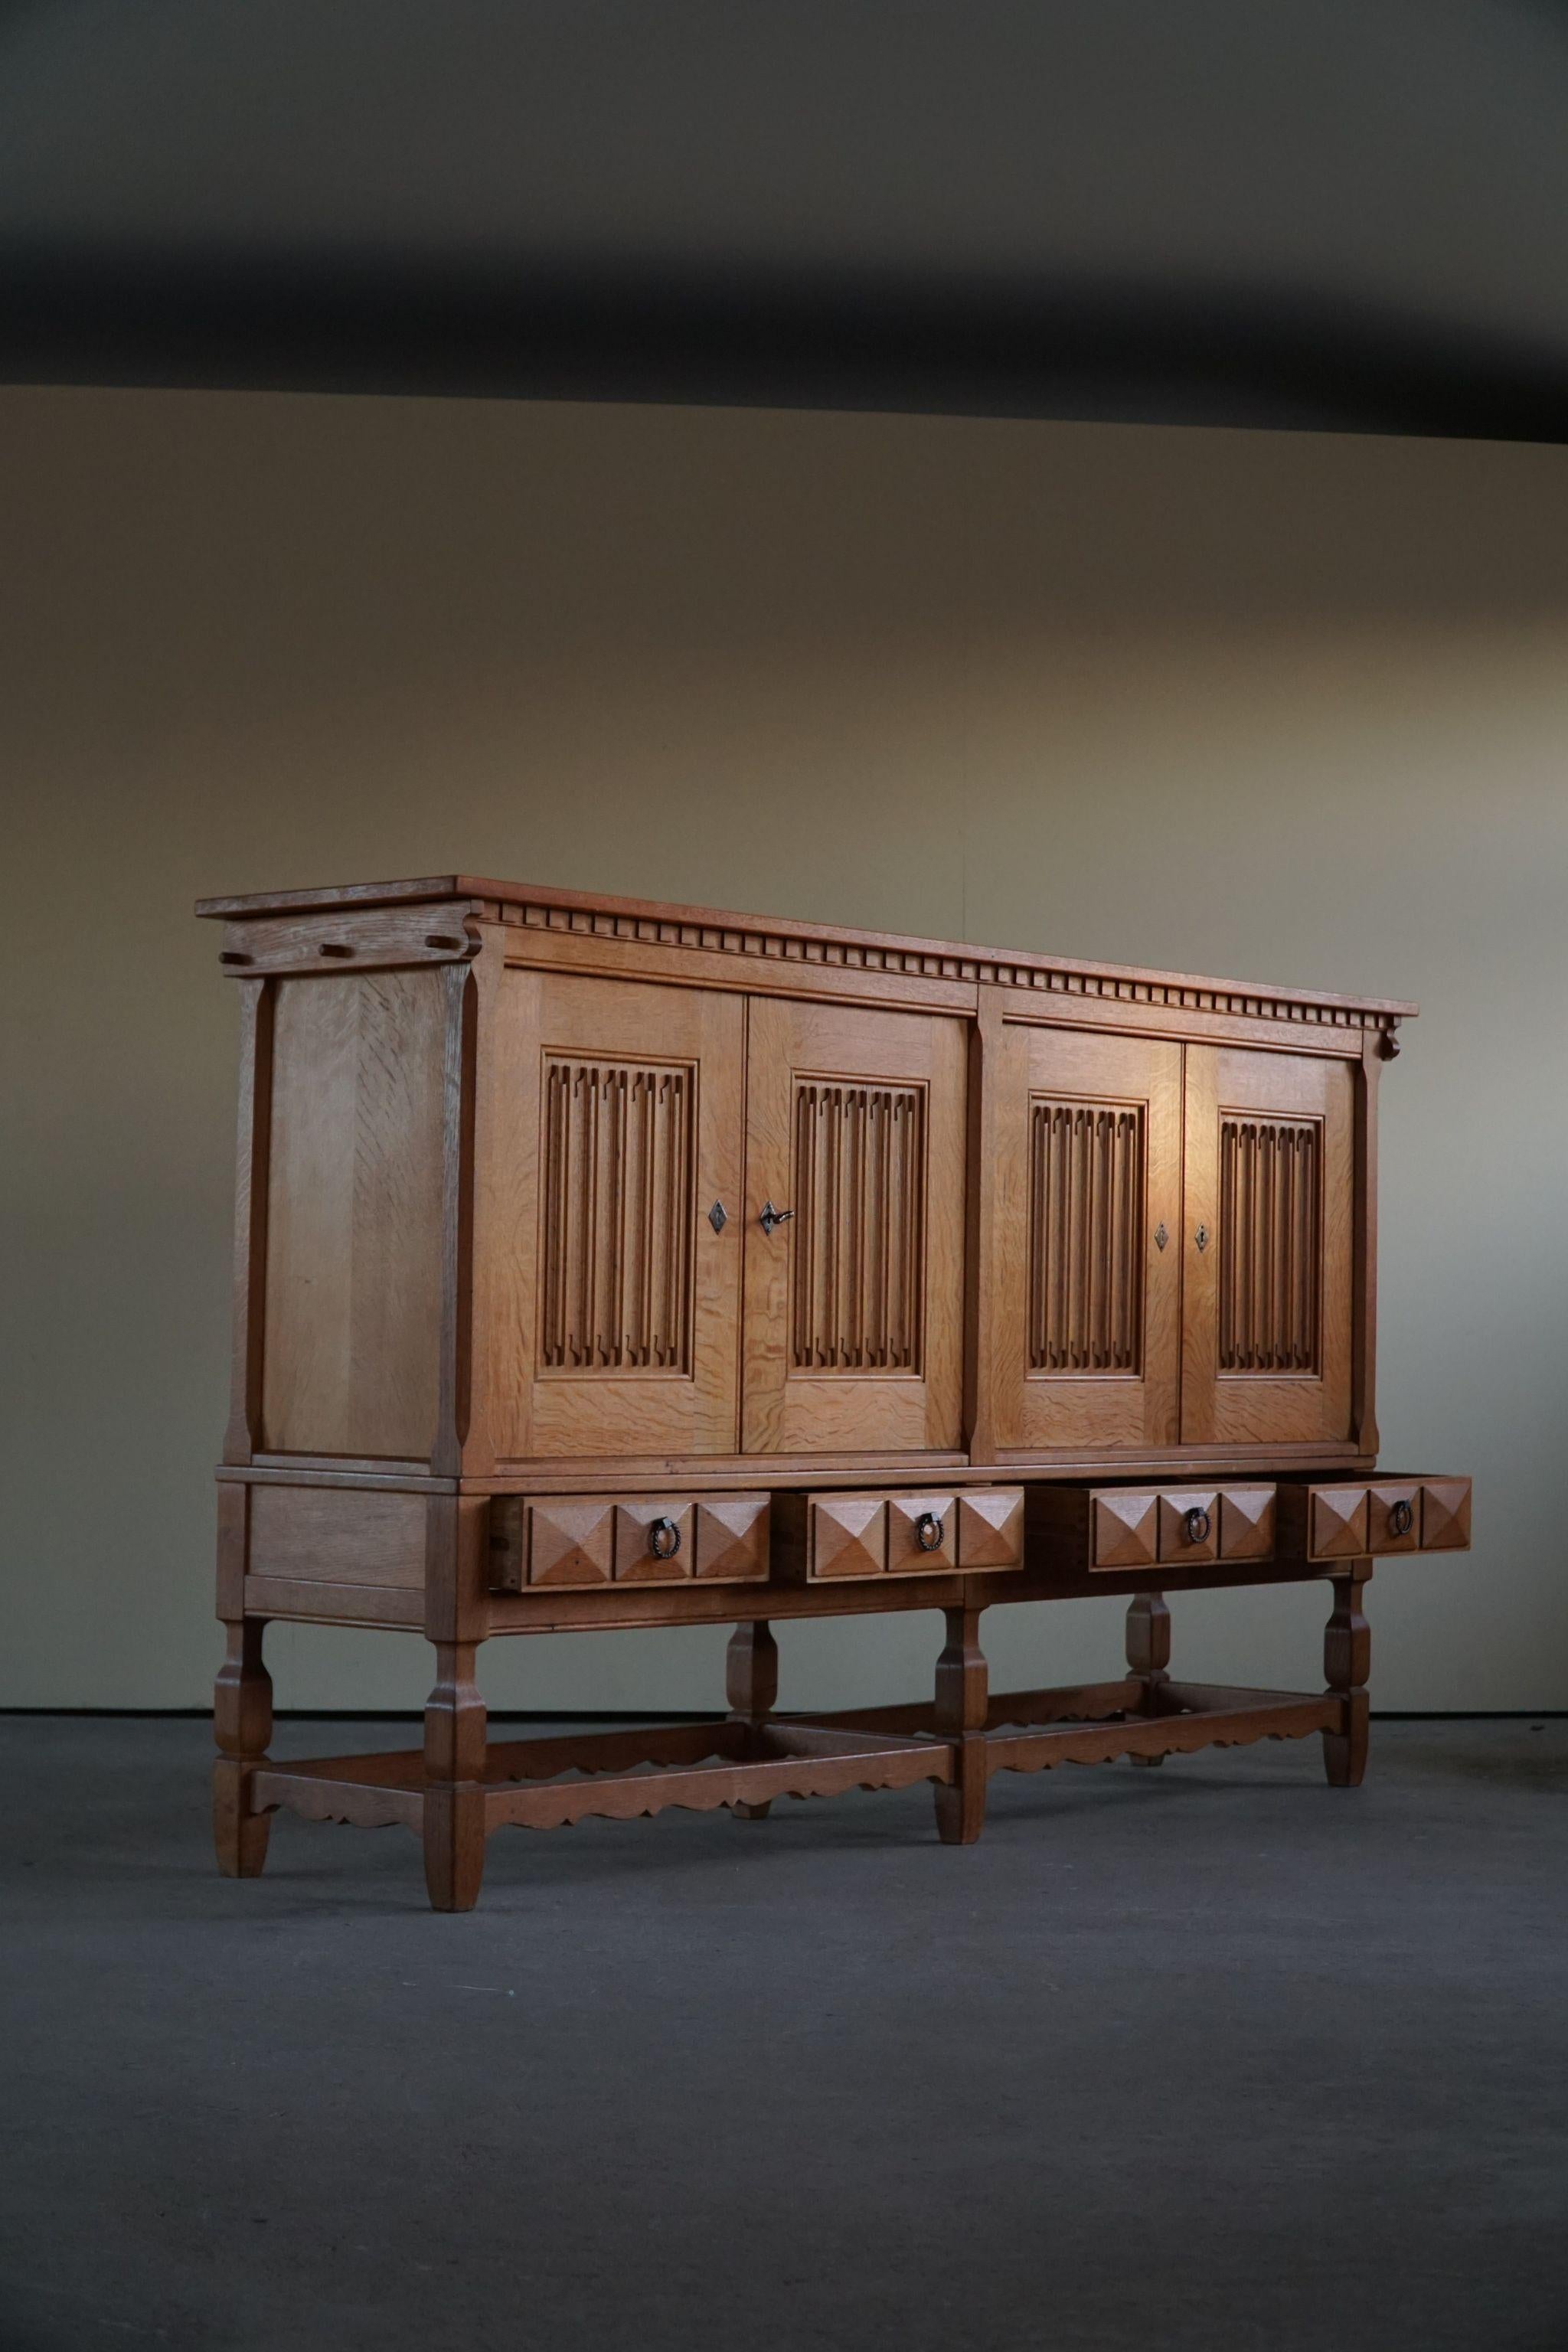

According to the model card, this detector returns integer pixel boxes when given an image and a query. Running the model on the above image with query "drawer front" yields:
[492,1492,770,1590]
[1091,1483,1278,1572]
[1291,1475,1472,1562]
[808,1488,1025,1580]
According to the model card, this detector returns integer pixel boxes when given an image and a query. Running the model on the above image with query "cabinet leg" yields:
[1127,1592,1171,1766]
[726,1620,779,1820]
[1322,1568,1372,1788]
[423,1642,488,1912]
[213,1619,272,1877]
[934,1605,989,1846]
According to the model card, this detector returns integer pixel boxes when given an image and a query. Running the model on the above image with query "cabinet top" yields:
[194,873,1417,1034]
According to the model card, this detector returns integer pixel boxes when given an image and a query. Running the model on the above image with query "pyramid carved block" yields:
[1367,1482,1420,1554]
[1309,1485,1370,1561]
[1158,1490,1218,1563]
[887,1495,958,1576]
[528,1499,615,1586]
[1420,1479,1472,1551]
[957,1489,1025,1571]
[613,1501,695,1583]
[1093,1491,1159,1570]
[1218,1485,1276,1561]
[810,1496,887,1579]
[694,1495,770,1583]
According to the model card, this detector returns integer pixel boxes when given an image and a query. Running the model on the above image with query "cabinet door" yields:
[1181,1047,1354,1447]
[741,999,967,1453]
[988,1024,1184,1451]
[489,971,744,1459]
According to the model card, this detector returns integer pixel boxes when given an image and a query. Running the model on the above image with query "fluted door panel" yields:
[984,1021,1182,1454]
[742,999,966,1454]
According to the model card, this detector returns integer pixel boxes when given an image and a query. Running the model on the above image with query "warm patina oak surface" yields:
[198,875,1465,1909]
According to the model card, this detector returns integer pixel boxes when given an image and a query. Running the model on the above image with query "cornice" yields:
[197,875,1416,1036]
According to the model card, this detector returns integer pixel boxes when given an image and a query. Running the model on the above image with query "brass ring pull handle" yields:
[915,1511,946,1553]
[1184,1507,1212,1546]
[1389,1499,1414,1539]
[648,1516,682,1560]
[759,1200,795,1236]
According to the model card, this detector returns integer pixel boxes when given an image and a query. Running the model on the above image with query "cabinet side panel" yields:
[248,1485,429,1588]
[260,972,446,1457]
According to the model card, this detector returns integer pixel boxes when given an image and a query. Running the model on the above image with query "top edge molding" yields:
[194,874,1416,1028]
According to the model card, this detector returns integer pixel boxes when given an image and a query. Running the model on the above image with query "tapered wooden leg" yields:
[934,1605,989,1845]
[423,1642,488,1911]
[727,1620,779,1819]
[1127,1592,1171,1765]
[213,1619,273,1877]
[1322,1567,1372,1788]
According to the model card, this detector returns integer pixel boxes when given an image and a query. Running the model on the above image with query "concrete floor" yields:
[3,1717,1566,2352]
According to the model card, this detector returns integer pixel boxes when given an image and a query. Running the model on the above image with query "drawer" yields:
[490,1493,769,1592]
[1276,1475,1472,1563]
[1028,1483,1279,1573]
[778,1488,1025,1583]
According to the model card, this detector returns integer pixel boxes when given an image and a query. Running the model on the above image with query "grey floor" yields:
[3,1718,1567,2352]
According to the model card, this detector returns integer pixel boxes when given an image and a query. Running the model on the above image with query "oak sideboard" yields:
[198,875,1471,1909]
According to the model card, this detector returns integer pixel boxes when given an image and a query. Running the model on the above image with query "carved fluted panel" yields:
[1028,1097,1145,1374]
[540,1058,693,1372]
[789,1080,925,1372]
[1217,1116,1321,1374]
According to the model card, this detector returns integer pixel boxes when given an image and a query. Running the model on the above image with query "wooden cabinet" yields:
[199,875,1472,1913]
[212,889,1398,1479]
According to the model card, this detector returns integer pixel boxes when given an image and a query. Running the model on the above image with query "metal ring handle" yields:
[1184,1506,1212,1547]
[1389,1499,1414,1539]
[648,1516,682,1560]
[759,1200,795,1236]
[916,1511,946,1553]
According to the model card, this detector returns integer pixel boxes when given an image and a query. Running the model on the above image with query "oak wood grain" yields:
[489,969,745,1459]
[1181,1047,1354,1449]
[247,1483,427,1589]
[741,998,968,1453]
[261,969,448,1459]
[988,1024,1183,1452]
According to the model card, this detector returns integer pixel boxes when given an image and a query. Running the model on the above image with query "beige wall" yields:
[4,384,1565,1716]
